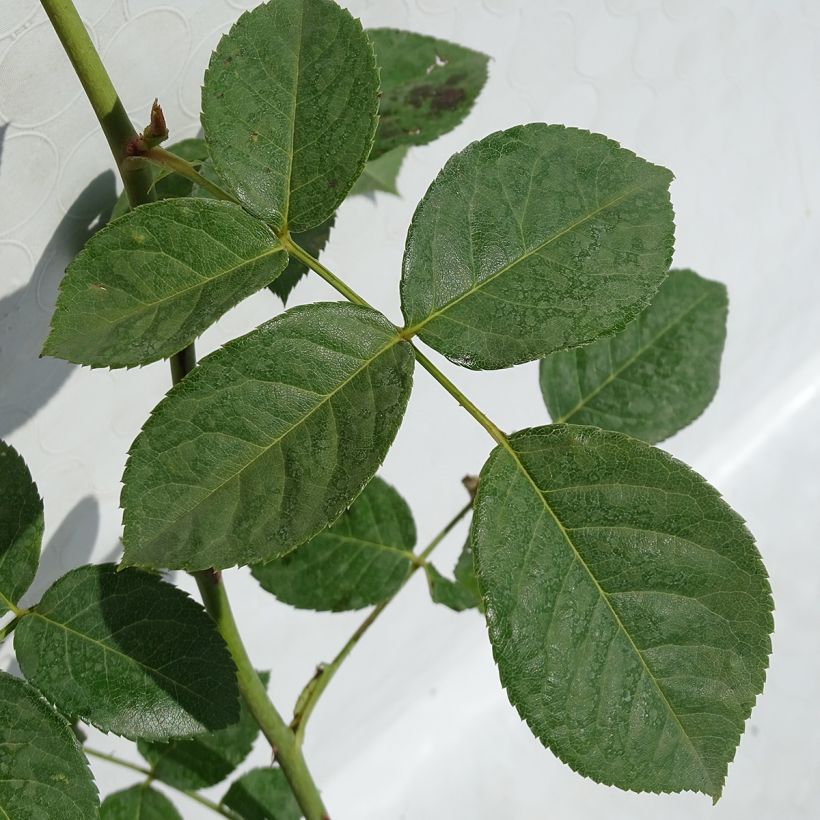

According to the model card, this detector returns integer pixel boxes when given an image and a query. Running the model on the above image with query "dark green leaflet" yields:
[44,199,287,368]
[540,269,728,443]
[14,564,240,740]
[368,29,489,160]
[122,302,415,571]
[222,768,300,820]
[100,784,182,820]
[401,124,675,370]
[349,146,409,196]
[0,441,43,615]
[0,671,99,819]
[269,214,336,304]
[201,0,380,232]
[473,425,772,798]
[252,476,416,611]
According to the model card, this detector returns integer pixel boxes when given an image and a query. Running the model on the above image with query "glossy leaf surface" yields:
[15,564,239,740]
[401,124,675,369]
[122,303,414,571]
[540,269,727,442]
[473,425,772,798]
[368,29,488,159]
[253,476,416,611]
[100,785,182,820]
[0,671,99,819]
[0,441,43,616]
[44,199,286,368]
[201,0,379,232]
[222,768,300,820]
[138,672,268,789]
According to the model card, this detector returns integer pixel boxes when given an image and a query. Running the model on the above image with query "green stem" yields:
[140,147,238,202]
[84,747,239,819]
[285,242,507,447]
[195,572,328,820]
[0,613,22,641]
[409,346,507,446]
[283,237,373,309]
[40,0,154,207]
[292,498,474,747]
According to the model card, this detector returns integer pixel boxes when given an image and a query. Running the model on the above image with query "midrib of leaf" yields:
[26,611,213,708]
[281,0,306,231]
[403,182,652,336]
[322,533,417,563]
[131,333,405,553]
[494,436,718,794]
[556,291,711,423]
[88,242,284,318]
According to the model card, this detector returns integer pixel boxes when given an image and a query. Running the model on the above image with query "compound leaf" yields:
[252,476,416,611]
[0,441,43,616]
[401,124,675,370]
[14,564,239,740]
[222,768,300,820]
[368,29,488,160]
[137,672,269,790]
[201,0,379,232]
[44,199,287,368]
[122,302,414,571]
[540,269,728,443]
[0,671,99,819]
[472,425,773,798]
[100,785,182,820]
[350,146,409,197]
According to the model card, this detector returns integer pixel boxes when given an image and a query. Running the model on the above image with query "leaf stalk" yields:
[291,497,474,746]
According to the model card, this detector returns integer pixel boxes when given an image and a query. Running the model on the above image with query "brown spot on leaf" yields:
[406,84,434,108]
[431,85,466,113]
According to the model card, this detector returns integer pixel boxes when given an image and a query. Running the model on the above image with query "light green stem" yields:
[292,498,474,746]
[141,147,238,202]
[84,747,240,819]
[195,572,329,820]
[283,236,374,309]
[285,241,508,448]
[40,0,154,207]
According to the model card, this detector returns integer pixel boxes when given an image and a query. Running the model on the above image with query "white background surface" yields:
[1,0,819,817]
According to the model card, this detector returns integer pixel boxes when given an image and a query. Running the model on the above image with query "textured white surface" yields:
[1,0,819,817]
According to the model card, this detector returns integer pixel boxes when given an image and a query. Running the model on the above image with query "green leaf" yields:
[350,146,409,197]
[100,784,182,820]
[0,441,43,616]
[138,672,269,790]
[222,768,300,820]
[539,269,728,443]
[0,671,99,819]
[269,214,335,305]
[14,564,240,740]
[43,199,287,368]
[401,124,675,370]
[111,138,209,220]
[425,563,479,613]
[201,0,379,232]
[122,302,414,571]
[252,476,416,611]
[472,425,773,799]
[368,29,489,160]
